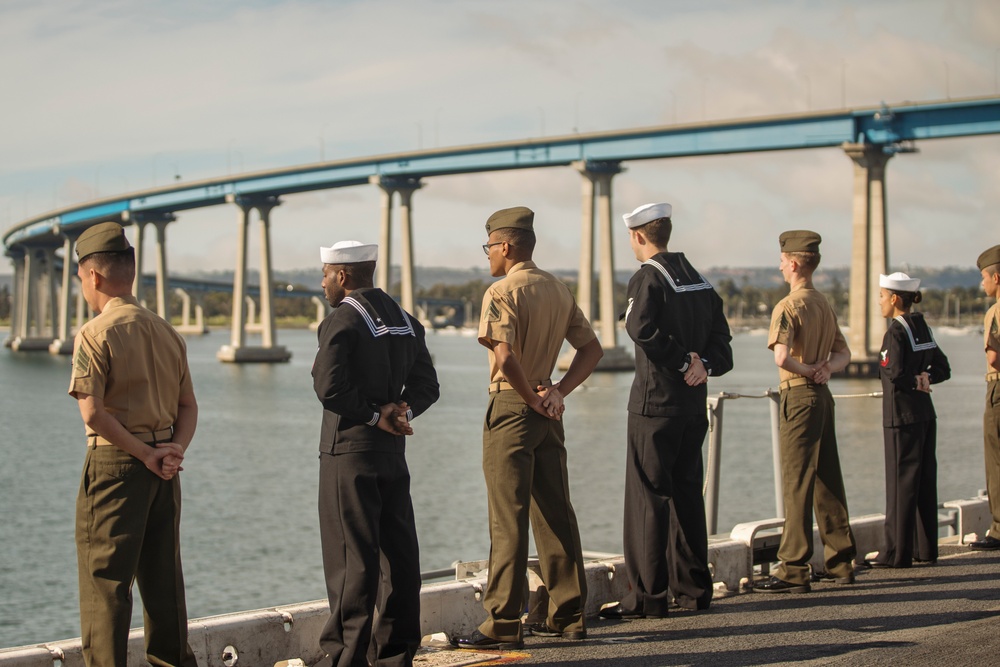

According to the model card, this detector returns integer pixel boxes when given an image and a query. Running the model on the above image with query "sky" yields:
[1,0,999,278]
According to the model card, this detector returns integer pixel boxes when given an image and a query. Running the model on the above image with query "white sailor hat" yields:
[879,271,920,293]
[320,240,378,264]
[623,202,672,229]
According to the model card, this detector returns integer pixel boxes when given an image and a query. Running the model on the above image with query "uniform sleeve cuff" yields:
[366,411,380,427]
[406,408,413,422]
[678,353,691,372]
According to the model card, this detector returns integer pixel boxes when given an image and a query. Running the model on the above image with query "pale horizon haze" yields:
[2,0,999,278]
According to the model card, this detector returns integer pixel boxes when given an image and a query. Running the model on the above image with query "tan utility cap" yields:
[75,222,132,261]
[485,206,534,234]
[977,245,1000,271]
[779,230,822,253]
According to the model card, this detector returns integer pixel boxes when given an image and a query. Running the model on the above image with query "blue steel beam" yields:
[5,95,999,250]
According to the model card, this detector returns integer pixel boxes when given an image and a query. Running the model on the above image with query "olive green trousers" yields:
[479,391,587,641]
[774,384,856,585]
[76,444,198,667]
[984,381,1000,537]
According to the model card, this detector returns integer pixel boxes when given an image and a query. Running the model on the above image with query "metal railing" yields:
[704,388,883,535]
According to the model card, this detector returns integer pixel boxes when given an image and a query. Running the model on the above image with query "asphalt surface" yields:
[426,545,1000,666]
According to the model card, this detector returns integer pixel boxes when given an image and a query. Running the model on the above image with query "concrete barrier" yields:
[3,498,989,666]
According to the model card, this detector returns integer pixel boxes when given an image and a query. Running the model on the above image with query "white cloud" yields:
[2,0,999,274]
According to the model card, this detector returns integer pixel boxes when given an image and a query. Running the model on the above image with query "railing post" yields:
[768,389,785,518]
[705,395,724,535]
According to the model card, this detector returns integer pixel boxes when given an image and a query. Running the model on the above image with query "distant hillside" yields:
[0,265,983,291]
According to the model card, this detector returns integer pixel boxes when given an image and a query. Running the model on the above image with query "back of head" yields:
[623,202,672,249]
[880,272,922,308]
[486,206,536,256]
[779,230,822,271]
[76,222,136,286]
[319,240,378,287]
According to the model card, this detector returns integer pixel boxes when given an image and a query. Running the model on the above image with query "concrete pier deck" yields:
[432,545,1000,666]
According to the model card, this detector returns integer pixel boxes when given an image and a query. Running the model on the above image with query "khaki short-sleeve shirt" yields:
[478,261,596,386]
[984,301,1000,376]
[68,296,193,435]
[767,284,848,384]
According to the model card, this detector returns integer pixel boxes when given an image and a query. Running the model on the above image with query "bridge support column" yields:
[12,245,61,351]
[50,231,80,355]
[370,175,423,314]
[842,143,892,377]
[218,195,290,363]
[174,288,207,335]
[257,203,278,347]
[4,248,25,348]
[129,212,176,319]
[132,218,147,302]
[310,295,329,331]
[567,160,633,371]
[153,219,171,321]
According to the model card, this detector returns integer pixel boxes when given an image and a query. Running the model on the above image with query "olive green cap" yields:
[485,206,534,235]
[779,229,822,253]
[76,222,132,261]
[977,245,1000,271]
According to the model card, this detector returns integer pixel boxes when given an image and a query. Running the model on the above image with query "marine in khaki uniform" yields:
[973,245,1000,550]
[754,230,856,594]
[67,222,199,667]
[451,206,604,650]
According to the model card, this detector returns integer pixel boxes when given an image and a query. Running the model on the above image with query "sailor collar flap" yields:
[642,253,712,293]
[893,314,937,352]
[340,292,415,338]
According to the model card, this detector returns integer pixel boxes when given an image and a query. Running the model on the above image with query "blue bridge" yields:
[5,95,999,365]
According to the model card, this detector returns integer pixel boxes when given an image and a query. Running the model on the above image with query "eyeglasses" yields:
[482,241,504,256]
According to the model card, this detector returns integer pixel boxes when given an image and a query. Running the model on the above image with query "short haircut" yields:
[984,263,1000,278]
[635,217,672,248]
[81,249,136,285]
[788,251,820,271]
[330,260,376,286]
[495,227,536,255]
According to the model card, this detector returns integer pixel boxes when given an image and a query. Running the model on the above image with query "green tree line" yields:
[0,279,989,329]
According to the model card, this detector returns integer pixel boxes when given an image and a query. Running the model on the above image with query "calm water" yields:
[0,327,990,648]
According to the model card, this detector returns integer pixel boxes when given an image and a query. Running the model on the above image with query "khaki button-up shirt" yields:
[478,261,595,388]
[767,284,847,385]
[68,296,193,435]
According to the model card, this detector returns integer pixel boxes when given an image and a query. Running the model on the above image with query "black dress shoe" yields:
[450,629,523,650]
[913,557,937,564]
[525,623,587,640]
[865,559,895,569]
[970,535,1000,551]
[598,603,648,620]
[810,570,855,584]
[753,576,810,594]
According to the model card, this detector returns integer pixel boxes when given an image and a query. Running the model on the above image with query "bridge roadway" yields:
[5,96,1000,366]
[432,545,1000,667]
